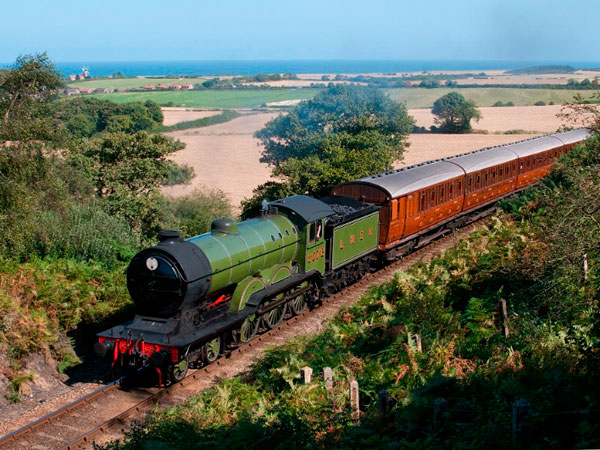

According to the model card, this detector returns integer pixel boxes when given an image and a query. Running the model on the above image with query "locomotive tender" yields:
[95,128,590,385]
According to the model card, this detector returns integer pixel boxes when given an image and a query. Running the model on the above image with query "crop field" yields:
[66,77,207,90]
[386,87,595,108]
[410,104,565,133]
[88,89,321,108]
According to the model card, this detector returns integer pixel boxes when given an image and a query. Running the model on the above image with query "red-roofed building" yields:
[142,85,156,90]
[181,84,194,90]
[68,75,77,81]
[168,84,182,90]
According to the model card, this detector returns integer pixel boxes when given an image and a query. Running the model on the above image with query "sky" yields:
[1,0,598,63]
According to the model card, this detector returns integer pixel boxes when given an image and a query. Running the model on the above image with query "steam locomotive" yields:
[94,128,590,385]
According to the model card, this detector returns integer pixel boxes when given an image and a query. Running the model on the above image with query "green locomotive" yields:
[95,195,379,384]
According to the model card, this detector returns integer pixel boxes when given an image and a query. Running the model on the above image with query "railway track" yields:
[0,220,484,450]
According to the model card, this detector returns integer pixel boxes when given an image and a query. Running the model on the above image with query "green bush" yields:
[161,188,233,238]
[534,100,546,106]
[0,257,131,363]
[163,162,195,186]
[492,100,514,107]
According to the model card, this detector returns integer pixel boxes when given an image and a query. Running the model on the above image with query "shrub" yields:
[534,100,546,106]
[163,162,195,186]
[161,188,233,238]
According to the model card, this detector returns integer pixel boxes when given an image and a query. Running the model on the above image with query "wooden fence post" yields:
[300,366,313,384]
[409,333,422,352]
[433,397,447,435]
[512,398,531,443]
[498,299,509,338]
[323,367,333,390]
[349,380,360,420]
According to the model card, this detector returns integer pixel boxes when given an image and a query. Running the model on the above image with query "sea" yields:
[8,60,598,78]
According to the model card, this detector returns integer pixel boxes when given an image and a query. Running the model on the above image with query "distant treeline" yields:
[506,65,576,74]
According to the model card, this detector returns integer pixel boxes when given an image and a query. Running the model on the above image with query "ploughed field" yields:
[161,104,567,209]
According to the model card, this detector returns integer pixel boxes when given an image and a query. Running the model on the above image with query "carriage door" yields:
[390,197,406,242]
[396,196,407,238]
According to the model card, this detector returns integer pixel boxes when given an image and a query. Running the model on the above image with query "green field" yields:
[386,87,596,108]
[67,77,208,90]
[80,86,596,110]
[88,89,321,108]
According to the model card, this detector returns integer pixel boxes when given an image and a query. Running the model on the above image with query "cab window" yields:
[308,221,322,243]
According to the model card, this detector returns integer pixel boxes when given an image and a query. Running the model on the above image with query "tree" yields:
[244,85,414,211]
[431,92,481,133]
[0,52,64,141]
[70,131,184,236]
[52,97,163,136]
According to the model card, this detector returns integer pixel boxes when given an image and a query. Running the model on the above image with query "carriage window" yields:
[440,185,445,203]
[430,188,436,207]
[498,166,503,180]
[407,194,416,217]
[419,191,427,212]
[457,179,462,194]
[491,168,496,184]
[476,173,481,189]
[467,175,472,193]
[484,171,489,187]
[448,182,453,200]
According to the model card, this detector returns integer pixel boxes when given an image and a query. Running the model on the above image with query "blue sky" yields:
[1,0,598,62]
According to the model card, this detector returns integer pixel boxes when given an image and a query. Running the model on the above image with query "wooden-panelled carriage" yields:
[332,128,591,259]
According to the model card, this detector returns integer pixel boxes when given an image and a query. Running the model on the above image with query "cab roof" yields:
[269,195,334,223]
